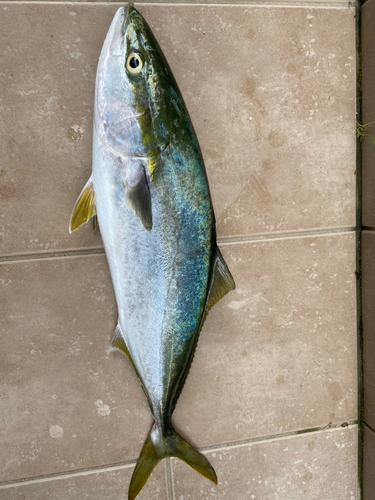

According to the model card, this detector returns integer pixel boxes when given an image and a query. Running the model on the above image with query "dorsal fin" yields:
[69,177,97,233]
[202,245,236,327]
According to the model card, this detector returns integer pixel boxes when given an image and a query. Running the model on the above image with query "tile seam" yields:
[218,227,356,246]
[0,227,356,264]
[138,0,354,6]
[165,458,175,500]
[0,247,105,264]
[198,420,358,453]
[365,422,375,435]
[0,460,138,489]
[0,420,358,489]
[0,1,355,9]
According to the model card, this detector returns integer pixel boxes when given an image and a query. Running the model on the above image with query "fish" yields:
[69,6,235,499]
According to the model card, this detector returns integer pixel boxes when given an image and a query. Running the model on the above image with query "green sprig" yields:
[357,121,375,146]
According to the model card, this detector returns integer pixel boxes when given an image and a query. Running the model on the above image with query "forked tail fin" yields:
[129,423,217,500]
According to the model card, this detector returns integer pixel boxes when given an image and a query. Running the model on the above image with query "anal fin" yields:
[110,322,150,403]
[110,322,131,358]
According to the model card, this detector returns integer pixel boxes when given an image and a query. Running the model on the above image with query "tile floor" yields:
[0,1,358,499]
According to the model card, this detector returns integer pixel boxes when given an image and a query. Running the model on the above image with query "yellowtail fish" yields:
[69,6,235,499]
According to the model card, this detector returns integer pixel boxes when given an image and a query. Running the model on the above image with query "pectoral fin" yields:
[202,246,236,325]
[125,166,152,231]
[69,177,97,233]
[92,214,99,232]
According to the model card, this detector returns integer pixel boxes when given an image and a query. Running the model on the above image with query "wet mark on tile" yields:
[267,130,287,149]
[49,425,64,439]
[328,381,343,402]
[95,399,111,417]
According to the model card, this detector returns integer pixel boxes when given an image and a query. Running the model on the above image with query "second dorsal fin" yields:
[202,245,236,327]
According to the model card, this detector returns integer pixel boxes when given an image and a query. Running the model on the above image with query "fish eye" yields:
[126,53,144,75]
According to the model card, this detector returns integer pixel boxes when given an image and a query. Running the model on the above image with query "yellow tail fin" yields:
[129,423,217,500]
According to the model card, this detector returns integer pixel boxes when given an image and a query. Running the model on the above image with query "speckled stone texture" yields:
[172,427,358,500]
[174,234,357,446]
[0,4,355,254]
[0,235,357,482]
[0,463,167,500]
[0,2,358,499]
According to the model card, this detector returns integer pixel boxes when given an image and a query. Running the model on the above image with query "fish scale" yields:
[69,6,235,499]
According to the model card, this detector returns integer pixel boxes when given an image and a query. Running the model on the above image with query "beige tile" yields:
[173,233,357,447]
[172,426,358,500]
[139,4,356,237]
[0,256,153,482]
[0,4,356,256]
[0,3,107,256]
[364,426,375,500]
[0,463,167,500]
[362,231,375,429]
[2,0,352,4]
[362,0,375,228]
[0,234,357,482]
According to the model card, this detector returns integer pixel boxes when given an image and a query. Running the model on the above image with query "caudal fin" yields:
[128,423,217,500]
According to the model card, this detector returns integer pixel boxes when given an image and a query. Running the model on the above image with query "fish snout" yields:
[107,6,127,57]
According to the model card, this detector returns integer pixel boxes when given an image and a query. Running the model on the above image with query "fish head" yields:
[95,6,185,163]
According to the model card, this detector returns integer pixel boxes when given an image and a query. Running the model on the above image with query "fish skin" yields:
[70,6,235,499]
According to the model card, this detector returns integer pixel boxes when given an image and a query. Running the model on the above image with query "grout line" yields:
[365,422,375,435]
[0,247,105,264]
[0,421,358,489]
[136,0,354,6]
[0,1,355,9]
[165,458,175,500]
[0,459,137,489]
[362,226,375,231]
[0,227,356,264]
[197,420,359,453]
[217,226,356,246]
